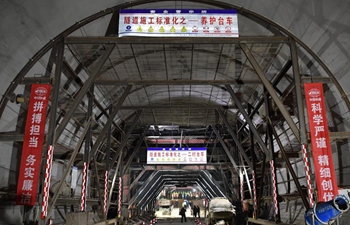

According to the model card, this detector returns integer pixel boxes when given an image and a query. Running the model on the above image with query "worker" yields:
[180,206,187,223]
[197,205,200,218]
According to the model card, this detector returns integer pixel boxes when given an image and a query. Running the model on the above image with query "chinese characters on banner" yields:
[304,83,338,202]
[118,9,238,37]
[16,84,51,206]
[147,147,207,164]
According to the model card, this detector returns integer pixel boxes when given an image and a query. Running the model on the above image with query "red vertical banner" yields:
[16,84,51,206]
[304,83,338,202]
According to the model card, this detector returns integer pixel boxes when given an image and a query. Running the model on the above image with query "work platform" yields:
[247,218,290,225]
[122,217,290,225]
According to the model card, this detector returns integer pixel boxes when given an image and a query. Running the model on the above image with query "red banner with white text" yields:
[16,84,51,206]
[304,83,338,202]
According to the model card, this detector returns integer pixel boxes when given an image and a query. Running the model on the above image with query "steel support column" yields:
[290,39,307,144]
[93,156,104,216]
[240,154,253,201]
[239,43,300,143]
[61,60,125,137]
[267,118,309,209]
[217,109,253,169]
[55,44,115,142]
[248,104,260,218]
[237,60,292,134]
[122,126,149,175]
[211,125,239,171]
[46,119,91,218]
[225,84,271,160]
[106,106,112,171]
[129,169,146,191]
[46,38,64,151]
[89,85,132,162]
[39,38,64,225]
[109,110,143,169]
[107,150,123,212]
[103,107,112,219]
[262,88,281,222]
[290,39,312,210]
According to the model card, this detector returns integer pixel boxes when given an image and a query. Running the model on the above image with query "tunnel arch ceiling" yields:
[1,0,350,223]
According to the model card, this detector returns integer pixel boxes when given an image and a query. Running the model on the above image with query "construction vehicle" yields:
[155,198,172,217]
[206,197,236,225]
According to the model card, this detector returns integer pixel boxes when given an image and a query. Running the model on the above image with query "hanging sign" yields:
[147,147,207,164]
[118,9,238,37]
[16,84,51,206]
[304,83,338,201]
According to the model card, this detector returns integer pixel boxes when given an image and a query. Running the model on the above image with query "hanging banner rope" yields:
[41,145,54,219]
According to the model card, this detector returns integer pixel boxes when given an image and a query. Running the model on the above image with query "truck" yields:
[155,198,172,217]
[206,197,236,225]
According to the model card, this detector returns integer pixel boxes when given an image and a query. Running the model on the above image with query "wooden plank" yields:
[93,218,117,225]
[247,217,290,225]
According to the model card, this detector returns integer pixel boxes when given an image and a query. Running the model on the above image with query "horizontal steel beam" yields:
[20,77,52,85]
[0,132,24,141]
[0,197,111,206]
[1,131,349,142]
[329,131,350,140]
[55,197,114,206]
[145,135,208,139]
[120,104,238,109]
[129,164,230,171]
[66,36,290,45]
[301,76,333,83]
[94,79,262,85]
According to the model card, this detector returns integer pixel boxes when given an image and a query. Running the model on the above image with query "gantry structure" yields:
[1,0,350,224]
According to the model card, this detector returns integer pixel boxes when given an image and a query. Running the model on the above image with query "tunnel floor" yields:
[150,218,204,225]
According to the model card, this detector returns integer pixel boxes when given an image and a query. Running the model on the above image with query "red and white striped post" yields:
[118,176,122,218]
[41,145,54,219]
[103,170,109,215]
[270,160,278,216]
[80,162,88,211]
[48,217,53,225]
[302,144,315,208]
[251,170,258,217]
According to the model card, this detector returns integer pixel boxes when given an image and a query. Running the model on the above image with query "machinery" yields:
[305,194,350,225]
[206,197,236,225]
[155,198,172,217]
